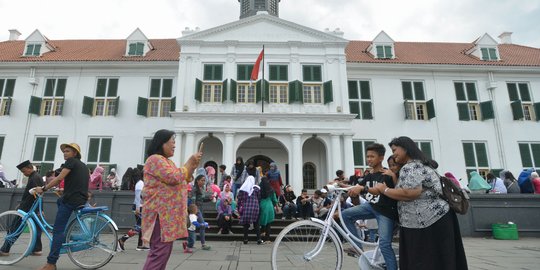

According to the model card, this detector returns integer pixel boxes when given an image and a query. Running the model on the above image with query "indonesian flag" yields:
[250,49,264,82]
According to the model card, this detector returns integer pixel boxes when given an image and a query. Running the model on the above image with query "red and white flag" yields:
[250,49,264,83]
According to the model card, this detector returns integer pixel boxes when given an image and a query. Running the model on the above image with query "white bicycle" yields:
[271,185,398,270]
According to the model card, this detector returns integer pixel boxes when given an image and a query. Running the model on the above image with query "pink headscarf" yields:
[206,166,216,178]
[444,172,461,188]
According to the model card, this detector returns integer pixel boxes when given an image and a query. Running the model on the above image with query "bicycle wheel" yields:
[271,220,343,270]
[65,213,117,269]
[0,210,35,265]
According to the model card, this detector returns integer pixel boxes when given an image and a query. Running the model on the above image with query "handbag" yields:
[438,175,470,215]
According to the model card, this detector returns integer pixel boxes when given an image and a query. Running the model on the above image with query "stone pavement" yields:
[0,237,538,269]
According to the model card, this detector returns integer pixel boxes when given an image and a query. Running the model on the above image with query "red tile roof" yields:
[1,38,539,67]
[346,41,540,66]
[0,39,179,62]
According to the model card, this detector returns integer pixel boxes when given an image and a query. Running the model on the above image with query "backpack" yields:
[438,175,470,215]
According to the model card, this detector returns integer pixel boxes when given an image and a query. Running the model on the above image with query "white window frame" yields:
[87,137,112,165]
[237,83,256,104]
[25,43,41,56]
[375,45,393,59]
[202,83,222,103]
[269,84,288,104]
[303,84,322,104]
[463,141,490,179]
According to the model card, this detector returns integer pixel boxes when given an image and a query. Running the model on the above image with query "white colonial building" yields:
[1,0,539,192]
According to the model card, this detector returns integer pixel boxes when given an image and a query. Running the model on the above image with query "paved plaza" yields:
[0,237,538,269]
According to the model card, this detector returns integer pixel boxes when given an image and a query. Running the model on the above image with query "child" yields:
[217,197,233,234]
[183,204,209,253]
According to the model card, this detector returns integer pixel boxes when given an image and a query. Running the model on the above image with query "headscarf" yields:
[91,165,104,182]
[245,161,257,177]
[532,172,539,179]
[499,170,509,181]
[206,166,216,179]
[518,168,533,185]
[260,177,274,199]
[239,175,256,196]
[444,172,461,188]
[234,157,244,177]
[267,162,280,181]
[468,171,491,190]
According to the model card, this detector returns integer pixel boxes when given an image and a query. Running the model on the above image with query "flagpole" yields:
[262,45,265,113]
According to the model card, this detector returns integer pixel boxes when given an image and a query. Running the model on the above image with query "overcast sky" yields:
[1,0,539,47]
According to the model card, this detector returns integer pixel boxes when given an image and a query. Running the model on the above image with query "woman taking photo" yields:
[141,129,202,270]
[374,136,467,270]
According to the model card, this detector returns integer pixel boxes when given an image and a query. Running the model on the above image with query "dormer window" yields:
[128,42,145,56]
[25,43,42,56]
[376,45,393,59]
[480,47,498,61]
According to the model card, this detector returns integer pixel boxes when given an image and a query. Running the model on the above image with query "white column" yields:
[183,131,195,164]
[173,131,184,167]
[343,133,354,176]
[223,132,235,170]
[331,134,342,175]
[291,133,303,195]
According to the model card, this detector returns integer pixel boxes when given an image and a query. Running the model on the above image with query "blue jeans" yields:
[48,198,79,265]
[196,210,206,245]
[282,203,297,219]
[341,203,397,270]
[187,230,196,248]
[232,183,242,199]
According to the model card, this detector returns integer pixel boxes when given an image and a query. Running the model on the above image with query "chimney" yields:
[8,29,21,41]
[498,32,513,44]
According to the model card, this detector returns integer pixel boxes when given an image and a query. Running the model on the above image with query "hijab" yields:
[499,170,509,181]
[267,162,280,180]
[468,171,491,190]
[91,166,104,182]
[206,166,216,179]
[518,168,533,185]
[239,175,256,196]
[234,157,244,176]
[444,172,461,188]
[221,183,233,199]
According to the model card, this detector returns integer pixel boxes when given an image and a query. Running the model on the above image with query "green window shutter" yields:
[420,142,432,160]
[137,97,148,117]
[170,97,176,112]
[279,65,288,81]
[296,81,304,103]
[222,79,228,102]
[534,102,540,122]
[203,65,213,80]
[108,79,118,97]
[427,99,436,119]
[413,82,425,100]
[531,144,540,167]
[348,81,358,99]
[384,46,393,58]
[510,100,524,120]
[302,66,313,81]
[454,82,466,101]
[475,143,488,167]
[288,81,296,104]
[229,80,237,102]
[457,103,470,121]
[100,138,112,163]
[128,43,136,55]
[481,48,489,60]
[29,96,42,115]
[361,101,373,119]
[25,44,33,56]
[403,101,411,120]
[44,137,57,161]
[507,83,518,101]
[136,43,144,55]
[264,79,269,103]
[44,79,55,96]
[96,79,107,97]
[402,82,413,100]
[349,101,360,119]
[40,163,54,175]
[359,81,371,99]
[56,79,66,96]
[214,65,223,80]
[113,96,120,116]
[0,79,4,96]
[4,79,15,97]
[463,143,476,167]
[33,137,46,161]
[288,80,303,103]
[237,65,246,81]
[82,96,94,116]
[480,100,494,120]
[465,83,477,101]
[150,79,161,97]
[353,141,364,165]
[33,44,41,56]
[269,65,277,81]
[376,46,384,58]
[256,80,262,102]
[194,79,202,102]
[323,80,333,104]
[162,79,173,97]
[313,66,322,82]
[518,83,531,101]
[0,136,4,160]
[489,48,497,60]
[518,143,533,167]
[88,138,100,163]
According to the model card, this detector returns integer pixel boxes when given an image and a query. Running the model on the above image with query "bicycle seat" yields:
[80,206,108,214]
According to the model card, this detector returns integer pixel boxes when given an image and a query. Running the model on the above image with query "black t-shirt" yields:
[19,171,44,212]
[62,158,89,207]
[359,171,398,221]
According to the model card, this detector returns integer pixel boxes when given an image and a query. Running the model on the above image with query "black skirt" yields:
[400,210,468,270]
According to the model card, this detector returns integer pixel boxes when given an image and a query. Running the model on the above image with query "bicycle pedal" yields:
[346,251,359,258]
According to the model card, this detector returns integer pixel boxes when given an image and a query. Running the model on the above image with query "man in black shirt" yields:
[341,143,398,270]
[0,160,44,256]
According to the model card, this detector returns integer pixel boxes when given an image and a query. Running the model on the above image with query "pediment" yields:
[127,28,149,41]
[372,30,395,44]
[474,33,498,46]
[25,29,47,43]
[179,14,348,44]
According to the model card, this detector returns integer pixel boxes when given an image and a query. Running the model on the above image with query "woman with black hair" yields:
[259,176,278,243]
[120,167,133,190]
[374,136,468,270]
[231,157,245,198]
[140,129,202,270]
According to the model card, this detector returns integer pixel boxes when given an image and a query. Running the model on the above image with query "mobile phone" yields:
[198,142,204,152]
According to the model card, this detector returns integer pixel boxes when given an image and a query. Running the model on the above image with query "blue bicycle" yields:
[0,189,118,269]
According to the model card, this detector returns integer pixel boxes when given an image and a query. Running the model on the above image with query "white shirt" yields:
[134,180,144,209]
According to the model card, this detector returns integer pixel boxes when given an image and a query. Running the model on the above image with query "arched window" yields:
[303,162,316,189]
